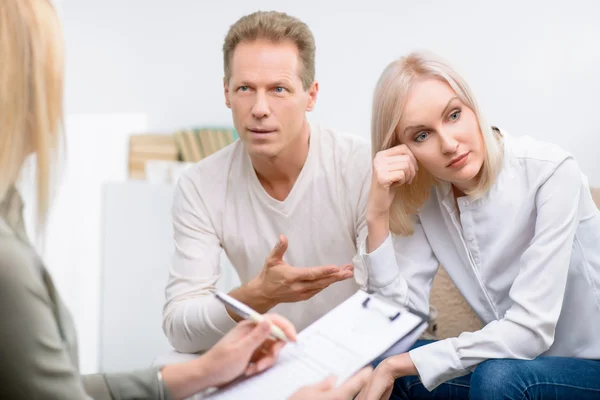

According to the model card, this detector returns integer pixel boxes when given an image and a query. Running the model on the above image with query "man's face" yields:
[224,39,318,160]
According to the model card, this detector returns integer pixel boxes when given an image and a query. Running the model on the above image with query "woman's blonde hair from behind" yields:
[0,0,64,233]
[371,51,504,236]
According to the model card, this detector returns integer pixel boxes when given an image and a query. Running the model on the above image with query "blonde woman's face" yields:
[397,78,484,192]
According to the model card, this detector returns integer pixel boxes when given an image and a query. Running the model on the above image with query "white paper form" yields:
[202,290,426,400]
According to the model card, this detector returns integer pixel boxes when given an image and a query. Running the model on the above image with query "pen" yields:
[215,291,292,343]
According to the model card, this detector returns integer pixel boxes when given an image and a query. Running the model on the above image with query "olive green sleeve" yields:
[0,237,173,400]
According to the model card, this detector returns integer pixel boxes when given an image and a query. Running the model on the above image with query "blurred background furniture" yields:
[128,128,236,180]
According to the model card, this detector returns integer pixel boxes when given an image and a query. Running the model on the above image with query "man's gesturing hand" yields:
[228,234,355,319]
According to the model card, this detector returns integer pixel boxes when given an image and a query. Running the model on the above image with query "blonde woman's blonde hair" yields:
[372,51,503,235]
[0,0,64,232]
[223,11,316,90]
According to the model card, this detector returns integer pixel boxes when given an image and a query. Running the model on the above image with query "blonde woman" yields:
[0,1,372,399]
[357,51,600,399]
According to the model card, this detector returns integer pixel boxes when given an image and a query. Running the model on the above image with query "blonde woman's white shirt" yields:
[163,123,371,353]
[361,132,600,390]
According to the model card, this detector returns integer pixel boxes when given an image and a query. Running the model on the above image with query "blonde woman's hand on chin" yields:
[367,144,418,251]
[161,313,297,400]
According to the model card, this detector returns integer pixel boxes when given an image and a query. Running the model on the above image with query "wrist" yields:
[366,213,390,253]
[189,356,215,390]
[384,353,418,378]
[161,358,210,400]
[230,279,276,315]
[366,209,390,226]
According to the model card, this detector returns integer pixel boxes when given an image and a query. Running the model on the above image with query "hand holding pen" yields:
[196,300,297,389]
[216,291,295,343]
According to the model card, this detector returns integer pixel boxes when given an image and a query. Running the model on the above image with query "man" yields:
[162,11,371,352]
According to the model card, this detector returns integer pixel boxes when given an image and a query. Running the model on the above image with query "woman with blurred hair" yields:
[0,1,374,399]
[356,51,600,400]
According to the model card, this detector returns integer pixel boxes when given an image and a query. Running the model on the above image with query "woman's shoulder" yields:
[499,131,584,192]
[0,219,42,292]
[502,131,572,166]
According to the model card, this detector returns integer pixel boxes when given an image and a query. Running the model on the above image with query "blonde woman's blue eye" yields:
[449,110,461,121]
[415,132,429,142]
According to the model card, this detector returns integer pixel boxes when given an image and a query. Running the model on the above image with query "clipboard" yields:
[199,290,428,400]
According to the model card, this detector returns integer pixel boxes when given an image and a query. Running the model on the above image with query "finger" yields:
[382,144,410,157]
[402,151,418,184]
[386,160,412,174]
[252,353,276,374]
[381,385,394,400]
[387,152,417,170]
[335,367,374,398]
[409,158,417,184]
[292,265,340,281]
[385,154,413,166]
[238,320,271,351]
[319,270,354,284]
[311,375,337,391]
[355,378,370,400]
[340,264,354,272]
[355,388,366,400]
[270,340,286,355]
[386,153,419,182]
[263,313,298,342]
[248,339,285,375]
[295,274,353,300]
[363,369,390,400]
[387,170,408,185]
[309,266,353,280]
[297,272,352,292]
[267,234,288,263]
[392,159,415,185]
[317,268,354,281]
[407,150,418,171]
[249,339,276,363]
[244,362,258,376]
[253,341,284,373]
[296,287,323,301]
[386,160,415,185]
[226,319,256,340]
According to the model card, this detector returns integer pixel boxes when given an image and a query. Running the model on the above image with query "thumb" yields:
[267,234,288,263]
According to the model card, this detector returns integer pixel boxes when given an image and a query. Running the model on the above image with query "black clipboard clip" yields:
[361,296,401,322]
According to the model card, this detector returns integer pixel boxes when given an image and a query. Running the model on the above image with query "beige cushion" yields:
[429,266,483,339]
[591,187,600,208]
[428,187,600,340]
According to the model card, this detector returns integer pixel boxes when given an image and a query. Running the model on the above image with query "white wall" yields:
[46,114,147,373]
[53,0,600,372]
[62,0,600,182]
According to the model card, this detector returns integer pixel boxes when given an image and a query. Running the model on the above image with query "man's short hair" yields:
[223,11,316,90]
